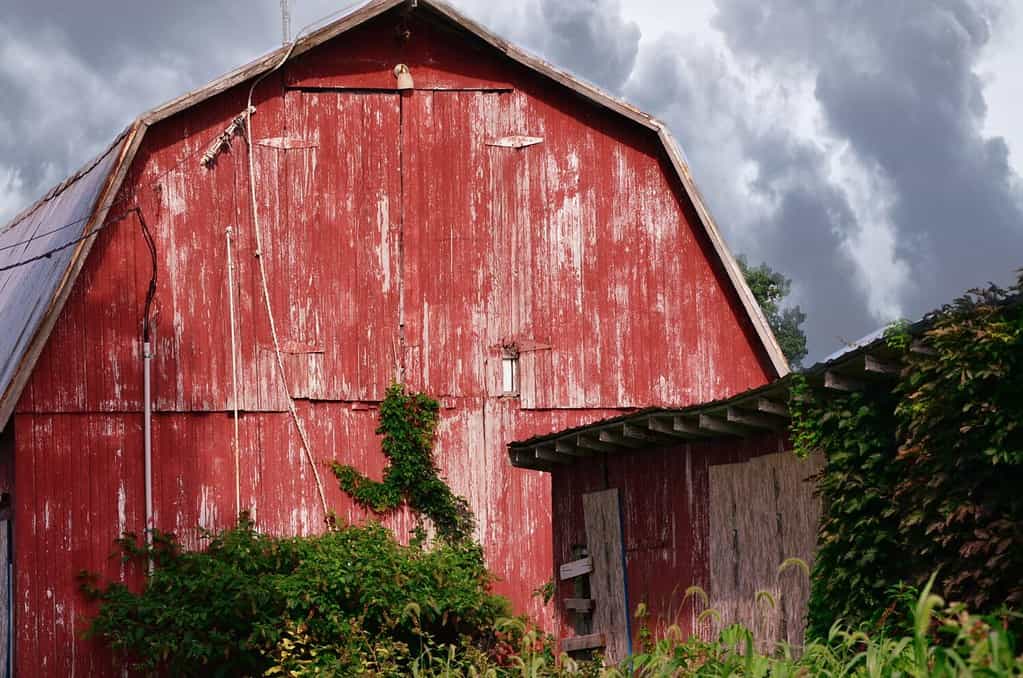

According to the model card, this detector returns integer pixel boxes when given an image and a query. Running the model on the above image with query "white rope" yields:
[226,226,242,517]
[244,44,330,519]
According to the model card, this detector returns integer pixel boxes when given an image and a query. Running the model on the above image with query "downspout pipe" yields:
[137,207,158,574]
[143,340,154,573]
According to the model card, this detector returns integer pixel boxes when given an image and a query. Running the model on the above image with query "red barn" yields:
[0,0,787,673]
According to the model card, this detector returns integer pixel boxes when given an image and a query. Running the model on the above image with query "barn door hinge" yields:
[486,135,544,149]
[256,137,318,150]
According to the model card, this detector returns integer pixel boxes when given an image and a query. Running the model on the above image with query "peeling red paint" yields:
[11,9,773,674]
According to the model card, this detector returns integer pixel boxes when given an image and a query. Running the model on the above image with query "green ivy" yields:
[792,272,1023,638]
[790,375,907,638]
[892,279,1023,612]
[332,384,474,542]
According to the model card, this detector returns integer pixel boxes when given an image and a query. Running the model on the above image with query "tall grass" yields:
[396,575,1021,678]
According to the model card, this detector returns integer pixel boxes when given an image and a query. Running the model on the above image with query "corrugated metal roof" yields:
[0,136,128,429]
[819,326,888,364]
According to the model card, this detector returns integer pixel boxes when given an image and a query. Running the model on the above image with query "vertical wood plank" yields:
[582,488,630,664]
[775,451,824,649]
[708,461,741,640]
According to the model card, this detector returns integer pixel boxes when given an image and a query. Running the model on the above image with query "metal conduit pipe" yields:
[143,340,154,573]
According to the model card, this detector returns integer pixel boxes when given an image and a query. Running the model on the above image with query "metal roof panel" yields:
[0,137,127,425]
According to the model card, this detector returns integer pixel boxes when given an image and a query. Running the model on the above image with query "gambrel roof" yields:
[0,0,788,431]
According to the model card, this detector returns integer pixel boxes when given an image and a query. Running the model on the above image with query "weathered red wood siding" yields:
[12,7,774,674]
[550,434,788,645]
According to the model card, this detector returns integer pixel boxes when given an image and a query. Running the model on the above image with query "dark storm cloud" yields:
[714,0,1023,329]
[534,0,641,91]
[0,1,280,219]
[741,133,879,351]
[623,39,877,359]
[4,1,275,77]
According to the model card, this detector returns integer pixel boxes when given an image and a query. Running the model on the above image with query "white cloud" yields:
[828,145,909,323]
[979,2,1023,178]
[0,166,28,225]
[0,21,195,212]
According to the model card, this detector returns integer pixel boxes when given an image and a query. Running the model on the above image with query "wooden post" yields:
[582,489,630,664]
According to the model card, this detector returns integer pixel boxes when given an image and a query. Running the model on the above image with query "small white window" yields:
[501,353,519,395]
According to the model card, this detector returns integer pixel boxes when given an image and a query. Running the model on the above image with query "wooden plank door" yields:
[259,90,404,402]
[557,489,631,663]
[400,90,509,397]
[583,489,631,663]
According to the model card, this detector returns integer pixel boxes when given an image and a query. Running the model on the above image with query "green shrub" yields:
[81,517,508,675]
[791,273,1023,636]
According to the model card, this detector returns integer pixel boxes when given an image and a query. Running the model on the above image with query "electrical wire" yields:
[0,135,234,274]
[0,208,146,274]
[0,229,103,274]
[0,216,93,254]
[137,209,158,343]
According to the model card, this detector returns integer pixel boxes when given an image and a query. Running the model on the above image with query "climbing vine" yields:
[790,376,906,637]
[891,279,1023,612]
[333,384,474,542]
[792,273,1023,637]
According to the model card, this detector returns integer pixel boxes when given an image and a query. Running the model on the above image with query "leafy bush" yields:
[893,281,1023,612]
[791,273,1023,636]
[81,517,508,675]
[789,376,908,637]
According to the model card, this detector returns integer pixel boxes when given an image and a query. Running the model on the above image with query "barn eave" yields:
[507,318,941,471]
[0,122,146,433]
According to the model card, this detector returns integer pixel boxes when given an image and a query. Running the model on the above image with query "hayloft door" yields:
[400,90,511,398]
[268,90,403,402]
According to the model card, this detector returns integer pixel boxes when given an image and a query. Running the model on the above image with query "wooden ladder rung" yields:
[563,597,594,612]
[559,556,593,580]
[561,633,605,652]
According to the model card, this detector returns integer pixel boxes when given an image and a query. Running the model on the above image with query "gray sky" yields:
[2,0,1021,362]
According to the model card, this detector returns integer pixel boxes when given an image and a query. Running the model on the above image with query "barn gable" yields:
[0,0,787,433]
